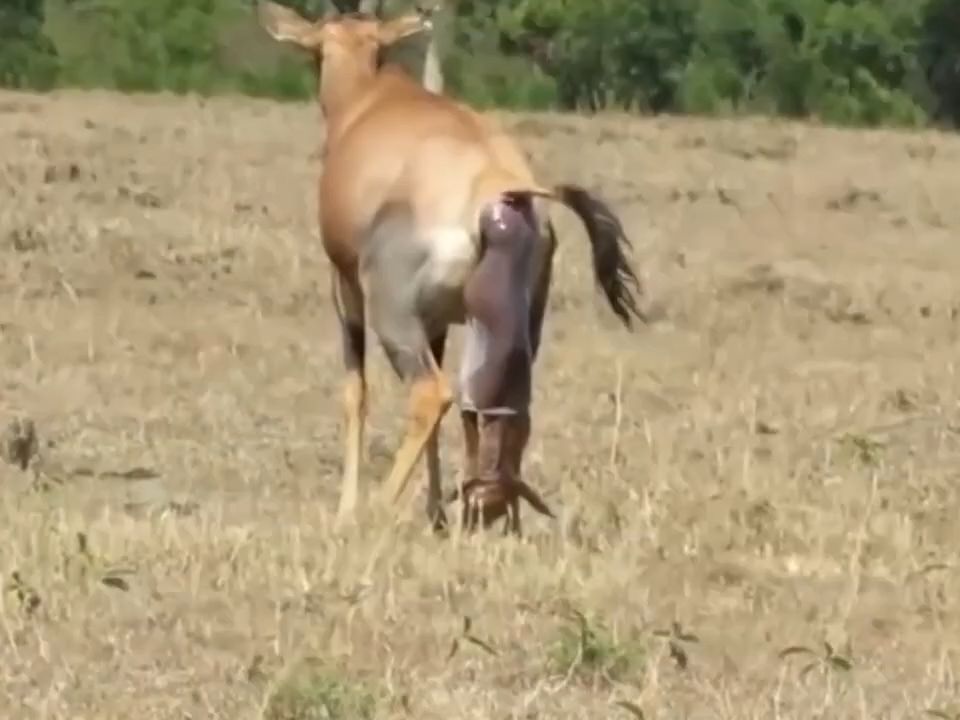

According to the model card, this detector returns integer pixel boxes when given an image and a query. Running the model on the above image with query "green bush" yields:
[0,0,60,89]
[484,0,953,127]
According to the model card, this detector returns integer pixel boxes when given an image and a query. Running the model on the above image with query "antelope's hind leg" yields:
[424,331,449,531]
[332,269,367,529]
[504,218,557,536]
[362,211,455,521]
[385,326,451,531]
[529,218,558,361]
[373,316,453,519]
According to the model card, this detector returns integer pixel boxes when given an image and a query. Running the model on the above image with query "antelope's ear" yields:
[377,12,433,47]
[256,1,323,48]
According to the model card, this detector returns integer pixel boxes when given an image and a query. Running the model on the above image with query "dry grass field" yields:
[2,86,960,719]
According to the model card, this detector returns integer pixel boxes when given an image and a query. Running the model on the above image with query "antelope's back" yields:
[327,69,545,228]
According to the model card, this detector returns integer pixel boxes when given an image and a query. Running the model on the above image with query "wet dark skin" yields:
[457,195,554,532]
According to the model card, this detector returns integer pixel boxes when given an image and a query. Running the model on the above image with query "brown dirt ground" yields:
[2,87,960,719]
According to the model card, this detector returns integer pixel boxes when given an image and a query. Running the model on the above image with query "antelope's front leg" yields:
[332,271,367,530]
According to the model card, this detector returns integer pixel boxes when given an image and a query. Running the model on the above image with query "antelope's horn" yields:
[413,1,441,20]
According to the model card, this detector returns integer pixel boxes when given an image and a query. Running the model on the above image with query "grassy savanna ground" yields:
[2,87,960,719]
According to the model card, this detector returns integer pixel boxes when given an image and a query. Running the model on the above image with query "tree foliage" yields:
[0,0,59,89]
[1,0,959,129]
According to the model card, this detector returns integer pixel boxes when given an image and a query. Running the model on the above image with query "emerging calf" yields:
[256,1,647,535]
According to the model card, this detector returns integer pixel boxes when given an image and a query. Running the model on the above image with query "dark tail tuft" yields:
[555,183,646,329]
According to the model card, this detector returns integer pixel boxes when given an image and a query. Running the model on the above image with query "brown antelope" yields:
[256,0,647,535]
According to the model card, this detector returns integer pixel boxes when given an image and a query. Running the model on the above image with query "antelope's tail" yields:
[502,183,647,328]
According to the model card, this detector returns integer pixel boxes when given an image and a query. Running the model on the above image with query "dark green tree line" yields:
[1,0,959,129]
[0,0,59,89]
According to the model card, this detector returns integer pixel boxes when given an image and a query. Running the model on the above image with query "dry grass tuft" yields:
[2,88,960,718]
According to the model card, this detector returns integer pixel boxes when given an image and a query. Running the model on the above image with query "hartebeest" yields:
[256,0,646,534]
